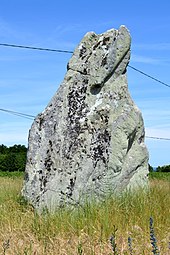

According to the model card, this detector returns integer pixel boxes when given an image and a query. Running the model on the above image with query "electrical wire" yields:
[0,108,34,120]
[0,108,170,141]
[0,43,170,141]
[0,43,73,54]
[0,42,170,89]
[146,136,170,141]
[128,65,170,89]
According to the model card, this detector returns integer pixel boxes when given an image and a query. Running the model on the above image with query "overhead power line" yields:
[146,136,170,141]
[0,108,170,141]
[0,108,34,120]
[128,65,170,89]
[0,43,73,54]
[0,42,170,89]
[0,43,170,141]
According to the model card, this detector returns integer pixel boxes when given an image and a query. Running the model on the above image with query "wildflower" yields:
[150,217,160,255]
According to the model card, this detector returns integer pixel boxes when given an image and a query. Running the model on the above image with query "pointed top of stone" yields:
[68,26,131,86]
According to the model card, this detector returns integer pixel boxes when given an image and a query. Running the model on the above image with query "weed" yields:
[77,241,83,255]
[128,236,133,255]
[2,237,11,255]
[150,217,160,255]
[109,226,119,255]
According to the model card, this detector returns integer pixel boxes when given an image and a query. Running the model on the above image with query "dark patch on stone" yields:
[90,127,111,169]
[39,116,44,131]
[138,132,144,144]
[101,56,107,66]
[42,177,48,188]
[49,140,52,147]
[66,177,76,198]
[66,78,89,156]
[24,172,29,181]
[127,129,137,153]
[36,195,40,203]
[90,84,102,95]
[44,155,53,172]
[70,178,75,188]
[79,45,87,58]
[83,68,87,75]
[93,41,101,51]
[122,68,127,75]
[39,174,48,191]
[102,37,110,45]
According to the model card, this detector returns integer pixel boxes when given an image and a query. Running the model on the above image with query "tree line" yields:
[156,165,170,172]
[0,144,169,172]
[149,164,170,172]
[0,144,27,172]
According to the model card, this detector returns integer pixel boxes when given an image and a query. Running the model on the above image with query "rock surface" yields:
[22,26,149,212]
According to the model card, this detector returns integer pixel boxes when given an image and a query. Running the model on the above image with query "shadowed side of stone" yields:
[22,26,149,212]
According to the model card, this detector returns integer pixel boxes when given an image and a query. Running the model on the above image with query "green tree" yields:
[0,144,8,154]
[149,164,154,172]
[8,144,27,153]
[0,154,7,171]
[0,144,27,172]
[4,153,17,172]
[157,165,170,172]
[15,153,27,171]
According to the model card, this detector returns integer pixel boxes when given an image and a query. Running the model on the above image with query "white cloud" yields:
[133,43,170,51]
[0,121,30,146]
[145,127,170,138]
[131,54,160,64]
[0,132,28,146]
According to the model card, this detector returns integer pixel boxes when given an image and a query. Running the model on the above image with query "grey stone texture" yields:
[22,26,149,212]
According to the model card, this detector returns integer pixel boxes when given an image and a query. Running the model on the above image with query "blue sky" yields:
[0,0,170,167]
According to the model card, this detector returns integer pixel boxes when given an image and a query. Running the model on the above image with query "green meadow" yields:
[0,172,169,254]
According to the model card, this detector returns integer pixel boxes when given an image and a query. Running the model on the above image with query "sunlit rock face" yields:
[22,26,149,212]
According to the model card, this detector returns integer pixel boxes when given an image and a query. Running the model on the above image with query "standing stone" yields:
[22,26,149,212]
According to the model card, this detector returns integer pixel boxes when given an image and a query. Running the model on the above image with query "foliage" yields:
[0,144,27,154]
[149,164,154,172]
[156,164,170,172]
[0,144,27,172]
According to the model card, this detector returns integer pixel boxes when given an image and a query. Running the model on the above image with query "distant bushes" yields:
[149,164,154,172]
[149,164,170,173]
[0,144,27,172]
[156,164,170,172]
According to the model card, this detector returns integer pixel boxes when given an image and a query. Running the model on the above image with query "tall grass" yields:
[0,174,169,254]
[149,172,170,182]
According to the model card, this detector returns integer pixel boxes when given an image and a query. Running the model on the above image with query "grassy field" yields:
[0,172,169,254]
[149,171,170,182]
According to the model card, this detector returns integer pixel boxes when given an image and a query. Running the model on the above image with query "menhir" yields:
[22,26,149,212]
